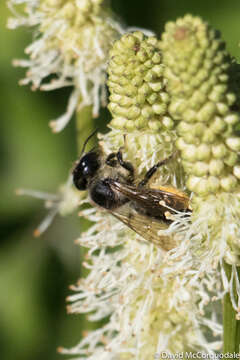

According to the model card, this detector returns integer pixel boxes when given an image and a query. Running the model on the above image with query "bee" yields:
[72,133,191,251]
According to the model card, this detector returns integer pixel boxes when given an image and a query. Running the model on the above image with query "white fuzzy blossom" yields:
[178,195,240,320]
[59,201,222,359]
[7,0,125,132]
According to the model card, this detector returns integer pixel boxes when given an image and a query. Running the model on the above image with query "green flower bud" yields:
[207,176,220,192]
[193,161,209,177]
[224,113,239,125]
[186,176,201,192]
[220,175,237,191]
[211,143,227,158]
[209,159,224,176]
[202,129,216,143]
[223,151,238,166]
[162,116,174,129]
[226,137,240,152]
[195,178,210,196]
[196,144,211,161]
[211,116,227,134]
[182,145,197,161]
[233,165,240,179]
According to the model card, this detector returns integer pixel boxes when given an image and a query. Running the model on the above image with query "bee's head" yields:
[73,151,100,190]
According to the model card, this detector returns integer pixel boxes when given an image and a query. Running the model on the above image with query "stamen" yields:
[49,89,79,132]
[16,188,59,201]
[33,206,59,237]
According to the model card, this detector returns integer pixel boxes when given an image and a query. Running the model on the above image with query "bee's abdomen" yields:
[90,178,128,210]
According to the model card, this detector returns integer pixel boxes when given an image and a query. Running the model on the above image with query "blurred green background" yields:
[1,1,240,360]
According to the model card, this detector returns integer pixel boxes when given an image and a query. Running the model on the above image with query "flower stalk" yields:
[76,104,95,155]
[223,261,240,353]
[75,105,98,337]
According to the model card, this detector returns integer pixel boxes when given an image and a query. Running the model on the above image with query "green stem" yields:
[223,261,240,354]
[75,104,96,267]
[76,104,96,155]
[75,105,100,332]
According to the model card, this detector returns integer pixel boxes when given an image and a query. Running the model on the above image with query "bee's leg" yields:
[117,150,134,180]
[106,153,118,167]
[138,153,175,187]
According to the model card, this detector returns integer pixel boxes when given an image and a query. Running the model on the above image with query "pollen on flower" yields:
[8,0,124,131]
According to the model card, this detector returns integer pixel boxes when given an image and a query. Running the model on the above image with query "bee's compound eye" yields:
[72,151,100,191]
[80,152,100,177]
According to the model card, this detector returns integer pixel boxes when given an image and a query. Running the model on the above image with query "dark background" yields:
[1,1,240,359]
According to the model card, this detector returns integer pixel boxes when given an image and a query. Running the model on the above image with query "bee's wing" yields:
[110,203,176,251]
[110,181,189,217]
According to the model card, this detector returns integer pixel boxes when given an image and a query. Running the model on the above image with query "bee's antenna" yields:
[89,146,98,153]
[80,129,98,157]
[123,134,127,147]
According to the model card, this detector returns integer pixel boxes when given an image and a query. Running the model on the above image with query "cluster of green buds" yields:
[160,15,240,197]
[108,31,174,132]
